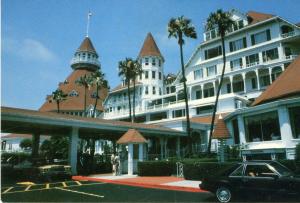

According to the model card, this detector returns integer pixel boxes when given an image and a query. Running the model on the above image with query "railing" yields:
[70,58,100,66]
[281,31,295,38]
[246,61,259,68]
[286,55,298,60]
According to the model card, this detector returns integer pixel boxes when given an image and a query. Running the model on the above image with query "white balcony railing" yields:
[281,31,295,38]
[70,58,100,67]
[246,61,259,68]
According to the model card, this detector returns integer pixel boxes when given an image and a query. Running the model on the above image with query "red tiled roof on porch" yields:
[212,116,230,139]
[117,129,147,144]
[252,55,300,106]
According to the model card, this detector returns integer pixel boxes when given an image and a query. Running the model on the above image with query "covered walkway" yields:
[1,106,186,174]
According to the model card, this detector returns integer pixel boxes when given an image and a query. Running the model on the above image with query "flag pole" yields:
[86,11,92,37]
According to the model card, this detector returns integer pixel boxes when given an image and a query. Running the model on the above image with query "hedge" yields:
[137,161,175,176]
[183,162,237,181]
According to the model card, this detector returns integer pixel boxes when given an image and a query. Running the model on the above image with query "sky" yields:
[2,0,300,110]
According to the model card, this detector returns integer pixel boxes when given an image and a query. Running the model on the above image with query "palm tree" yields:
[132,60,143,122]
[206,9,234,154]
[52,89,67,113]
[76,74,93,116]
[118,58,135,122]
[168,16,197,154]
[90,70,109,118]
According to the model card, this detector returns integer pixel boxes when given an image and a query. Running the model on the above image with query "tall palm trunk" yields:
[56,101,60,113]
[92,85,99,118]
[127,79,132,122]
[179,36,192,154]
[208,36,226,153]
[132,79,136,122]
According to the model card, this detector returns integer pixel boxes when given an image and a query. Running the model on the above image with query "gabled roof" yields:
[39,69,108,112]
[247,11,274,25]
[77,37,98,55]
[212,115,230,139]
[138,33,164,60]
[253,55,300,106]
[117,129,147,144]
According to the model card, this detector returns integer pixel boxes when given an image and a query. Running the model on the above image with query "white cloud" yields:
[156,32,178,49]
[3,38,56,62]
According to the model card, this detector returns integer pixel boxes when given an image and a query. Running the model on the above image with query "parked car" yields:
[199,160,300,203]
[37,164,71,181]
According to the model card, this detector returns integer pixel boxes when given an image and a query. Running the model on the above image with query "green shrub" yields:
[278,159,300,175]
[138,161,175,176]
[183,161,237,180]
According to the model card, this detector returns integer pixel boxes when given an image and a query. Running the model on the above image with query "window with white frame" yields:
[152,58,156,66]
[158,59,161,67]
[159,72,162,80]
[194,69,203,80]
[230,58,243,70]
[145,86,149,95]
[152,71,156,79]
[206,65,217,77]
[69,90,79,97]
[204,46,222,60]
[145,58,149,65]
[229,37,247,52]
[251,29,271,45]
[152,86,156,95]
[262,48,279,62]
[172,109,186,118]
[246,53,259,67]
[145,71,149,79]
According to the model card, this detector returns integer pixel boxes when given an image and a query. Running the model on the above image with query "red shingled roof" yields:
[117,129,147,144]
[212,115,230,139]
[77,37,97,55]
[252,55,300,106]
[189,113,229,125]
[39,69,108,112]
[247,11,274,25]
[138,33,163,59]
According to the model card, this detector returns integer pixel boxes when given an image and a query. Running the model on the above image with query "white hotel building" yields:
[103,10,300,160]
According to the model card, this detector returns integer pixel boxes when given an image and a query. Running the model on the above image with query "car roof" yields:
[240,160,276,164]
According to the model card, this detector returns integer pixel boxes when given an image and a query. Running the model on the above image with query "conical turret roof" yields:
[77,37,98,55]
[138,33,163,60]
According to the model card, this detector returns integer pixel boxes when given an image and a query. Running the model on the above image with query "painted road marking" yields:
[25,185,32,191]
[55,187,104,198]
[1,182,106,194]
[3,187,13,194]
[75,181,82,186]
[62,182,67,187]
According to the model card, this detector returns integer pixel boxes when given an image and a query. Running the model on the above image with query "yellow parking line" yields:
[3,187,13,194]
[25,185,32,191]
[75,181,82,186]
[45,184,50,189]
[62,182,67,187]
[55,187,104,198]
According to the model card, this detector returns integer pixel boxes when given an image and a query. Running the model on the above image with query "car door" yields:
[243,164,278,194]
[228,164,246,193]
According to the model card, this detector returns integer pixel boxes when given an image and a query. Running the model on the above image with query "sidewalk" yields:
[72,174,207,193]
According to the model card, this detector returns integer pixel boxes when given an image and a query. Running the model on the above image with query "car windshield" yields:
[269,162,292,176]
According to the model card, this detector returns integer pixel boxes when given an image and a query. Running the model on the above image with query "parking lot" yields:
[1,180,214,202]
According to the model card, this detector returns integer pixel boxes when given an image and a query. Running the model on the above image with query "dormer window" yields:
[69,90,79,97]
[91,91,98,98]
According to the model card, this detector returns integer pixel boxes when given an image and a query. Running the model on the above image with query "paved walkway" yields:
[72,174,206,193]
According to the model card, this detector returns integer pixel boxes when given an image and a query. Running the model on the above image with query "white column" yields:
[237,115,246,144]
[278,107,293,145]
[176,137,181,158]
[128,143,133,175]
[68,127,79,175]
[138,144,144,161]
[229,76,233,93]
[164,138,168,159]
[255,69,261,90]
[269,68,273,84]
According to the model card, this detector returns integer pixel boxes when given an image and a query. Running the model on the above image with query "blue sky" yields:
[2,0,300,110]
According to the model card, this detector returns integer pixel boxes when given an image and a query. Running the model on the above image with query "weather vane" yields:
[86,11,92,37]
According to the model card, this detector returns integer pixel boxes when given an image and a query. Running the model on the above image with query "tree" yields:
[76,74,93,116]
[132,60,143,122]
[52,89,67,113]
[20,138,32,150]
[40,136,69,161]
[168,16,197,154]
[90,70,109,118]
[118,58,134,122]
[206,9,234,154]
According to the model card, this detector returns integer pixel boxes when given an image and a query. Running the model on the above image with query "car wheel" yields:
[216,186,232,203]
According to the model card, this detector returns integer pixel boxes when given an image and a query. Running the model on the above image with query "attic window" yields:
[69,90,79,97]
[64,80,69,84]
[91,92,98,98]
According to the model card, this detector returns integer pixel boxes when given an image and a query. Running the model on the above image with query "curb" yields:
[72,176,207,193]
